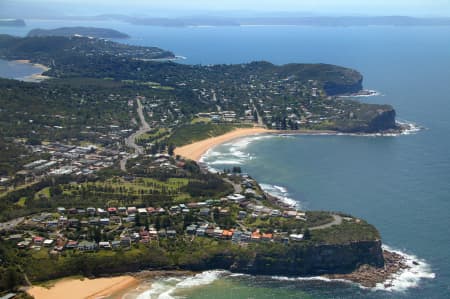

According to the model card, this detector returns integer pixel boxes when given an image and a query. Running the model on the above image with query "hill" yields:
[27,27,129,39]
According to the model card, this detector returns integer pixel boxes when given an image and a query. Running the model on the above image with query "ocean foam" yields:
[259,183,299,208]
[373,245,435,292]
[270,245,435,293]
[136,270,226,299]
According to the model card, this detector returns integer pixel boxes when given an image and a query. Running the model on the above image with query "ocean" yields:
[1,20,450,298]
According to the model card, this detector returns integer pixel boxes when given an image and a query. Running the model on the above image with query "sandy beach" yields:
[27,275,138,299]
[174,127,273,161]
[14,59,51,82]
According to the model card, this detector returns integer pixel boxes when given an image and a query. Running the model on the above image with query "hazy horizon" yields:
[1,0,450,19]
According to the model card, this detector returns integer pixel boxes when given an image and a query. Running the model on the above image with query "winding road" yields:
[120,98,151,171]
[310,214,343,230]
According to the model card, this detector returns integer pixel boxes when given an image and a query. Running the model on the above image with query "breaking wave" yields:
[374,245,435,292]
[270,245,435,293]
[135,270,226,299]
[259,183,299,208]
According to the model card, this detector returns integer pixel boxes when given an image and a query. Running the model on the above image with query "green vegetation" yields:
[168,123,240,146]
[0,35,388,293]
[311,219,381,244]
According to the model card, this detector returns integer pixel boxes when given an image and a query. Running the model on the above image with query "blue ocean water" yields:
[1,20,450,298]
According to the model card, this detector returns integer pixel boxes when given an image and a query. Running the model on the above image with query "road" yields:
[310,214,343,230]
[120,98,152,171]
[224,178,242,194]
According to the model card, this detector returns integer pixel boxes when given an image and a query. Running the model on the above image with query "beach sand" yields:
[13,59,51,82]
[174,127,272,161]
[27,275,138,299]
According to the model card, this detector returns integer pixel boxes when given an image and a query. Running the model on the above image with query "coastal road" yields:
[224,178,243,194]
[310,214,343,230]
[120,98,152,171]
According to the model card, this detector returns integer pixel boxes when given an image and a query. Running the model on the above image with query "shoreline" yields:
[13,59,51,82]
[174,127,275,161]
[173,125,416,162]
[27,275,139,299]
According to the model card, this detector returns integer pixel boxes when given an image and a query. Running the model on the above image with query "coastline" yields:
[27,275,138,299]
[13,59,51,82]
[174,127,274,161]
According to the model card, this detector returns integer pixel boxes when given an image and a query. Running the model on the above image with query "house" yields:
[100,218,110,225]
[227,194,246,202]
[238,211,247,219]
[97,208,107,216]
[87,207,96,215]
[167,230,177,238]
[283,210,298,218]
[33,236,45,245]
[107,207,117,214]
[241,232,251,242]
[222,230,233,239]
[99,241,111,249]
[149,229,158,239]
[231,231,242,243]
[146,207,156,214]
[261,233,273,241]
[89,217,100,225]
[127,207,137,214]
[120,237,131,247]
[289,234,304,241]
[65,240,78,249]
[186,225,197,234]
[17,240,31,249]
[251,231,261,242]
[110,215,121,224]
[158,229,167,237]
[68,218,80,227]
[43,239,54,247]
[118,206,127,214]
[58,216,68,226]
[170,206,180,213]
[196,228,206,236]
[213,228,224,238]
[199,208,210,216]
[270,210,281,217]
[57,207,66,214]
[77,240,98,251]
[138,208,148,215]
[46,220,59,228]
[111,240,121,249]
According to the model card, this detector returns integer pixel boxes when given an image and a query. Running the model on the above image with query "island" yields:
[0,34,413,297]
[27,27,130,39]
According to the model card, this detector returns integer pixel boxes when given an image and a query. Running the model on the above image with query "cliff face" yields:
[366,108,397,132]
[228,240,385,276]
[323,78,363,96]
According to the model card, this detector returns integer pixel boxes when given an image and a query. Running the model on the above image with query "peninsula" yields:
[0,34,411,297]
[27,27,130,39]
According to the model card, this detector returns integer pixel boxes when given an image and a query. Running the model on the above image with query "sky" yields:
[2,0,450,17]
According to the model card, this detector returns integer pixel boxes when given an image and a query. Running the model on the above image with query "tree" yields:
[303,228,311,240]
[168,144,175,156]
